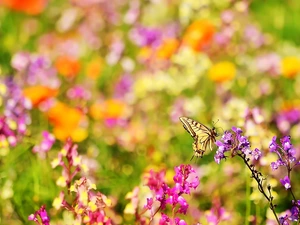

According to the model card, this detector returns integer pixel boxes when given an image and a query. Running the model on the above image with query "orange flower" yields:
[47,102,87,142]
[182,20,215,51]
[208,61,236,82]
[55,55,81,78]
[156,38,180,60]
[90,99,126,120]
[86,57,103,79]
[281,56,300,78]
[23,85,58,107]
[1,0,47,15]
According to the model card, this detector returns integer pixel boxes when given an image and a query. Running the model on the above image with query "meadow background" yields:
[0,0,300,224]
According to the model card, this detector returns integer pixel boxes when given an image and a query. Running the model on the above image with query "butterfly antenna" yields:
[190,154,195,161]
[212,119,220,126]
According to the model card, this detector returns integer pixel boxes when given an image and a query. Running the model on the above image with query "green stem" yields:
[256,203,260,225]
[245,166,251,225]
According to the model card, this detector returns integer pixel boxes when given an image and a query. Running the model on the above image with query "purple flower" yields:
[270,162,279,170]
[214,149,226,164]
[280,176,291,190]
[279,214,290,225]
[289,205,299,221]
[276,109,300,134]
[269,136,299,171]
[252,148,262,160]
[269,136,278,152]
[12,52,60,88]
[0,79,31,150]
[114,74,133,98]
[214,127,255,163]
[130,25,162,47]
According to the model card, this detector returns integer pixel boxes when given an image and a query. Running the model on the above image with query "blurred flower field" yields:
[1,0,300,224]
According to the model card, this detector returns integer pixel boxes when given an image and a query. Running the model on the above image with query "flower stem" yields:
[245,167,250,225]
[237,153,280,225]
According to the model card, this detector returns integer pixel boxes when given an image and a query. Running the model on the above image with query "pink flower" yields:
[67,85,91,100]
[28,205,50,225]
[256,53,281,76]
[33,131,55,158]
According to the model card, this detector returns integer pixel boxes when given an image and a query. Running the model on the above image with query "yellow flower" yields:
[0,83,7,95]
[208,61,236,82]
[56,176,67,187]
[124,202,135,215]
[138,47,152,60]
[281,56,300,78]
[86,57,103,79]
[52,192,64,210]
[51,158,60,168]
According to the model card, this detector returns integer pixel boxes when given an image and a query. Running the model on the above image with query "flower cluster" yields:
[51,138,87,188]
[143,164,199,224]
[0,79,31,154]
[215,128,281,222]
[32,139,113,224]
[276,109,300,134]
[53,177,112,224]
[216,127,300,224]
[269,136,300,171]
[12,52,60,88]
[268,136,300,224]
[279,200,300,225]
[214,127,260,164]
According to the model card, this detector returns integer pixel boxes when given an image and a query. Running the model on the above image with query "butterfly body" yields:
[179,116,218,159]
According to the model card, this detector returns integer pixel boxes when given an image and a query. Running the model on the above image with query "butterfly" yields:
[179,116,218,160]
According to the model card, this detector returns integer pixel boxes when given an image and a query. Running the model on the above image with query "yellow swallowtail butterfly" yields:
[179,116,218,160]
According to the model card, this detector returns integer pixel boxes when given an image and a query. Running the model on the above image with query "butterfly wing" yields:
[179,117,216,158]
